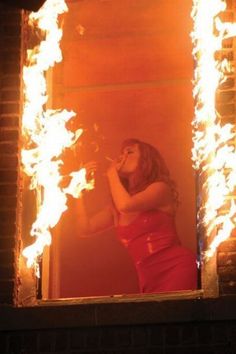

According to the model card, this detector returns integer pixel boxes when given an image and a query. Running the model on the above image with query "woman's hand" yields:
[106,155,126,178]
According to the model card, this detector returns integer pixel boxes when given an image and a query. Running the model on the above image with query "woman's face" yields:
[118,144,141,176]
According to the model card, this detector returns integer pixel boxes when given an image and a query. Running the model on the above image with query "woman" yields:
[78,138,197,294]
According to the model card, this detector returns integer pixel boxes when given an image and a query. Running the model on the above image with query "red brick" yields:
[0,210,16,224]
[0,264,15,279]
[2,38,21,51]
[0,223,16,237]
[0,196,17,209]
[218,11,234,22]
[218,266,236,281]
[0,171,18,183]
[0,117,19,128]
[0,103,20,115]
[0,250,15,266]
[226,0,233,9]
[0,142,18,153]
[215,50,234,62]
[217,252,236,266]
[218,78,234,89]
[2,25,21,37]
[0,155,18,169]
[0,129,19,142]
[0,293,14,304]
[1,89,20,101]
[0,50,21,62]
[218,238,236,252]
[0,12,21,25]
[0,236,16,250]
[2,60,21,75]
[220,281,236,295]
[231,229,236,237]
[216,90,235,104]
[222,38,233,49]
[221,115,235,124]
[215,103,235,116]
[0,184,17,196]
[1,75,20,89]
[0,280,14,295]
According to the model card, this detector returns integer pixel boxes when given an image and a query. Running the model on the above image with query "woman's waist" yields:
[135,245,197,269]
[118,232,181,263]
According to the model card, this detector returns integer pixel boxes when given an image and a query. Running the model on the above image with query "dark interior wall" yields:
[49,0,196,298]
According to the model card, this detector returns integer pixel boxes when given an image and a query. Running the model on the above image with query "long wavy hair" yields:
[119,138,179,206]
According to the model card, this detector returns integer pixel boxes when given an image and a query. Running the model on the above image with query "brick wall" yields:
[218,233,236,295]
[0,296,236,354]
[0,321,235,354]
[0,4,22,305]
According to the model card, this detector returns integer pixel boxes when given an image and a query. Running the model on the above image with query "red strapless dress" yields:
[116,210,197,293]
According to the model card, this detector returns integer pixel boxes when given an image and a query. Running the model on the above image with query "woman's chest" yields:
[118,212,141,226]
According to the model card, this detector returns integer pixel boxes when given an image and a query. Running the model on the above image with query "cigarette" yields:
[105,156,114,162]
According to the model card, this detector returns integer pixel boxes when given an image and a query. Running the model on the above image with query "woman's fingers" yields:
[116,155,126,171]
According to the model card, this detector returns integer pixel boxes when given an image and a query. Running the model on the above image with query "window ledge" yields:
[1,291,236,331]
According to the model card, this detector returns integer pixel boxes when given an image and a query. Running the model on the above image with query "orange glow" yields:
[21,0,94,277]
[191,0,236,258]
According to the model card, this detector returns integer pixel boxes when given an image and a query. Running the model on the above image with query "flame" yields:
[21,0,94,276]
[191,0,236,259]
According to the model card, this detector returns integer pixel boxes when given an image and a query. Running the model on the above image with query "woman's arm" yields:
[75,161,115,236]
[107,167,172,213]
[76,194,114,236]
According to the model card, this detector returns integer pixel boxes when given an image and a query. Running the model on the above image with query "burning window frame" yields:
[191,0,236,297]
[17,0,236,304]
